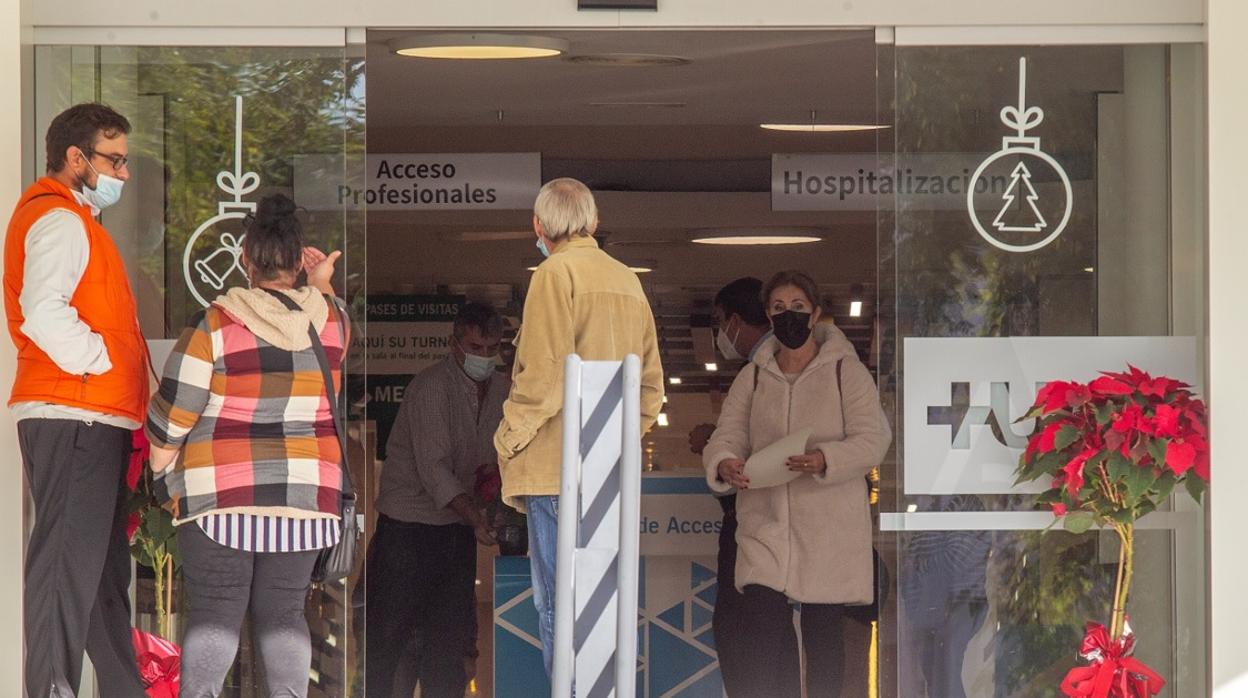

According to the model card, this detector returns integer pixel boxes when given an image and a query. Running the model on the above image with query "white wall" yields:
[0,0,28,694]
[30,0,1201,30]
[1208,0,1248,695]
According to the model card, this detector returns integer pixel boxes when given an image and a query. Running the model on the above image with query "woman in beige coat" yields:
[703,270,891,697]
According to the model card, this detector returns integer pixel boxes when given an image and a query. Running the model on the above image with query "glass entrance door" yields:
[32,43,367,697]
[879,40,1207,698]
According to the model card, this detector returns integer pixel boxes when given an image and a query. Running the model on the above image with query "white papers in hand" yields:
[743,428,812,489]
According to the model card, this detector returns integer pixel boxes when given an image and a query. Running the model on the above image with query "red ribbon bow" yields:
[1060,622,1165,698]
[131,628,181,698]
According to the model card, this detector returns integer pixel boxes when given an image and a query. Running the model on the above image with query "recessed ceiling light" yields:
[657,413,670,427]
[693,235,822,246]
[390,34,569,60]
[690,228,824,246]
[849,301,864,318]
[669,377,682,385]
[760,123,890,132]
[1084,267,1096,273]
[705,363,719,372]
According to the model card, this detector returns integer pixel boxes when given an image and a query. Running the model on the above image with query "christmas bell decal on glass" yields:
[182,95,261,307]
[966,57,1073,254]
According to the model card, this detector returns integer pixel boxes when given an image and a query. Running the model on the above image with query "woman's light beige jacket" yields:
[702,323,891,604]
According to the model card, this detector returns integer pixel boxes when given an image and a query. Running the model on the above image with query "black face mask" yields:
[771,310,812,350]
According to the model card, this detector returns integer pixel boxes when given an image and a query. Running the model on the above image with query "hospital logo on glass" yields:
[927,381,1035,451]
[183,95,258,307]
[966,57,1073,253]
[903,337,1198,495]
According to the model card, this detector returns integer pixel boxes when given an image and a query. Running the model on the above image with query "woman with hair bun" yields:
[145,193,349,697]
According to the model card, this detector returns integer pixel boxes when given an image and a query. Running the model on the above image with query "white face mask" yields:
[716,317,743,361]
[460,350,497,383]
[80,157,124,210]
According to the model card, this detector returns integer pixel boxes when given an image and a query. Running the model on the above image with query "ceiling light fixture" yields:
[761,109,890,133]
[705,363,719,372]
[849,283,865,318]
[657,413,670,427]
[669,377,682,385]
[390,34,569,60]
[691,227,824,246]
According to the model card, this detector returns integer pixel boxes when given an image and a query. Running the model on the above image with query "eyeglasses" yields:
[84,147,128,171]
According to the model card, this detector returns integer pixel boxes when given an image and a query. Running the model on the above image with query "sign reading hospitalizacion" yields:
[293,152,540,211]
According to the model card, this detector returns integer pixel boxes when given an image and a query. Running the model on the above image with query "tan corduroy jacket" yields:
[495,235,665,512]
[702,323,891,604]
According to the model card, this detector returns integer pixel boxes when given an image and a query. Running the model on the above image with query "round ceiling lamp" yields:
[690,227,824,246]
[390,34,569,60]
[760,109,889,133]
[760,123,889,132]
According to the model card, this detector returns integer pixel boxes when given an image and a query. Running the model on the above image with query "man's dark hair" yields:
[713,277,769,327]
[454,302,504,339]
[45,103,131,173]
[243,194,303,281]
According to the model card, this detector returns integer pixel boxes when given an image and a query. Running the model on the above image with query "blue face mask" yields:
[536,237,551,258]
[461,352,497,383]
[80,158,124,210]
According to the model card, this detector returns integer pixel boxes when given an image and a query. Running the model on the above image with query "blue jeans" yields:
[527,495,560,679]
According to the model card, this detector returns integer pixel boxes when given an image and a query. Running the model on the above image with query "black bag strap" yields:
[262,288,354,498]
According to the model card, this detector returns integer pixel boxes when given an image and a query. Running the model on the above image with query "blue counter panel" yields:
[494,555,724,697]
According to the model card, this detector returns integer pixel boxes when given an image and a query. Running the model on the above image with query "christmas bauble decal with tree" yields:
[967,57,1073,253]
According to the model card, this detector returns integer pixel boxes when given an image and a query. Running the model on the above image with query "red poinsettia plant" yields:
[1015,365,1208,697]
[127,431,182,697]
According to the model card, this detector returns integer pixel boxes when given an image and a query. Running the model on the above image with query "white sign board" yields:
[361,295,463,375]
[293,152,541,211]
[772,152,1015,212]
[903,336,1199,495]
[638,475,721,557]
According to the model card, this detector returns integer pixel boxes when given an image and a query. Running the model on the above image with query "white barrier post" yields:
[551,354,643,698]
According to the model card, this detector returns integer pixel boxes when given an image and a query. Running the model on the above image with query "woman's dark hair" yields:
[762,270,822,310]
[45,103,131,173]
[243,194,303,282]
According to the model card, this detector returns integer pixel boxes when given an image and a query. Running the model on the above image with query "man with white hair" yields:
[495,177,665,679]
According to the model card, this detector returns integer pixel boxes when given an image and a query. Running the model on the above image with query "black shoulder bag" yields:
[264,289,359,584]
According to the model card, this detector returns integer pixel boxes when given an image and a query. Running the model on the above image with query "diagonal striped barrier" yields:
[553,355,643,698]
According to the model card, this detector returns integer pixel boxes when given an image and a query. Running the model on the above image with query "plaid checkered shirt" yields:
[146,296,349,526]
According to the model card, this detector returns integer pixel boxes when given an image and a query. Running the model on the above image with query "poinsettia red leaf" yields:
[1165,440,1197,476]
[1194,453,1210,481]
[1062,448,1096,498]
[1152,404,1180,438]
[1036,422,1064,454]
[1043,382,1075,415]
[1090,376,1134,397]
[126,513,141,542]
[1066,384,1093,409]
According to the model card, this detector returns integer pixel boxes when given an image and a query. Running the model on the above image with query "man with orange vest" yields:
[4,103,148,697]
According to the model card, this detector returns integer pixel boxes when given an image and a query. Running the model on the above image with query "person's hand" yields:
[302,246,341,295]
[787,449,827,475]
[688,423,715,455]
[717,458,749,490]
[474,523,497,547]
